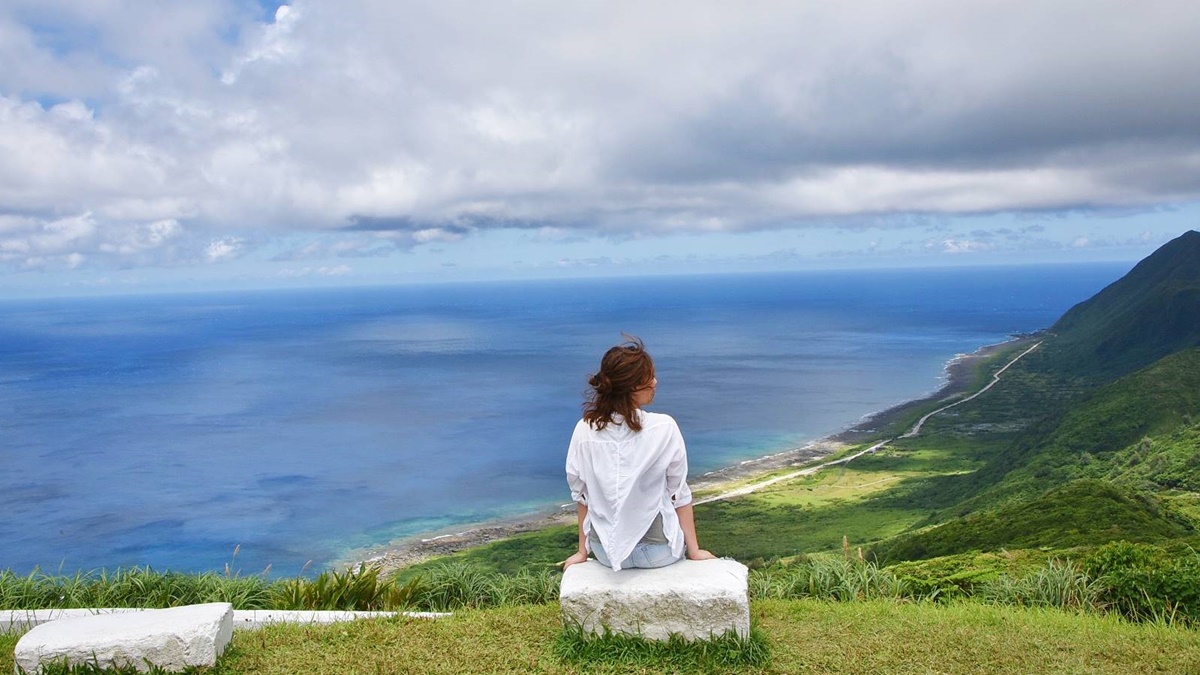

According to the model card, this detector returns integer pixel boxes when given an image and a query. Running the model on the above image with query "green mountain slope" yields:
[1032,229,1200,380]
[884,346,1200,525]
[869,232,1200,562]
[873,479,1194,563]
[987,347,1200,497]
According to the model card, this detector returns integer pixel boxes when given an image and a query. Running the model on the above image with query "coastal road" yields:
[899,341,1041,438]
[698,340,1041,505]
[696,440,889,505]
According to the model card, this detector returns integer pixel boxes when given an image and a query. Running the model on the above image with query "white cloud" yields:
[335,163,428,216]
[928,238,994,254]
[2,0,1200,275]
[410,228,463,244]
[275,264,352,278]
[221,4,301,85]
[96,219,184,255]
[318,264,351,276]
[206,237,244,262]
[0,212,188,269]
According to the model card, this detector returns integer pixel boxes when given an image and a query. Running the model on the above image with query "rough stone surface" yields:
[2,609,144,634]
[3,608,450,634]
[13,603,233,674]
[230,609,451,630]
[560,559,749,641]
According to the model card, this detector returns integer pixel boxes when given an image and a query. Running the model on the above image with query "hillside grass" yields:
[7,599,1200,674]
[871,478,1196,564]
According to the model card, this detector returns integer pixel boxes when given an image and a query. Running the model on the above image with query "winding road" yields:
[698,340,1041,505]
[899,341,1041,438]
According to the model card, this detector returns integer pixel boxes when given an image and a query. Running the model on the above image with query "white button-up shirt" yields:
[565,410,693,571]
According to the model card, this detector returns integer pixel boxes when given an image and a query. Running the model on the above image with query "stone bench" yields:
[14,603,233,674]
[559,558,749,641]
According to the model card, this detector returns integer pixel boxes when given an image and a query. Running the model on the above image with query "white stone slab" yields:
[231,609,451,630]
[2,608,451,634]
[13,603,233,674]
[560,559,750,641]
[2,609,145,635]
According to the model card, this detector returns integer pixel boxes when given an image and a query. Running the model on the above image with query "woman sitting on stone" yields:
[561,336,716,571]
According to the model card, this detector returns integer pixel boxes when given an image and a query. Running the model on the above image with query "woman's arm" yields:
[560,503,590,569]
[675,503,716,560]
[663,417,714,560]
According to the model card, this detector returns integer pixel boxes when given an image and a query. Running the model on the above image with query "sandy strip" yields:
[345,335,1038,575]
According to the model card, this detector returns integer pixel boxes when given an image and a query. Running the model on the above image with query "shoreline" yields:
[346,334,1037,575]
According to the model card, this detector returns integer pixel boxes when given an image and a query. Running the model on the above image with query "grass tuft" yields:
[0,567,276,611]
[553,622,770,673]
[749,555,907,602]
[979,560,1101,612]
[406,562,560,610]
[273,564,417,611]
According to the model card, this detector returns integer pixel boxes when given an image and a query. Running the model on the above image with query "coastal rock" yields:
[14,603,233,673]
[560,559,749,641]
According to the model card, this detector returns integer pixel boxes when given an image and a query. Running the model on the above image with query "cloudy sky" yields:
[2,1,1199,297]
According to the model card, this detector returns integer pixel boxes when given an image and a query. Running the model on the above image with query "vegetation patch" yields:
[1084,541,1200,624]
[749,556,906,602]
[0,567,277,611]
[756,598,1200,674]
[883,548,1070,599]
[554,624,770,673]
[871,479,1193,563]
[396,526,578,579]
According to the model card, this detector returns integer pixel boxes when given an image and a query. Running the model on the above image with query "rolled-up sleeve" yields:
[664,420,692,507]
[566,422,588,504]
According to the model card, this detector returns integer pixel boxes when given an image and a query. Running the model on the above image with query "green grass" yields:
[9,600,1200,674]
[0,567,278,611]
[0,563,559,614]
[1104,423,1200,492]
[755,598,1200,674]
[871,479,1195,564]
[554,624,770,673]
[698,497,924,563]
[396,526,578,580]
[883,548,1074,598]
[750,556,907,602]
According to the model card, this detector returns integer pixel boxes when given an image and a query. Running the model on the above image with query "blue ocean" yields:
[0,263,1129,576]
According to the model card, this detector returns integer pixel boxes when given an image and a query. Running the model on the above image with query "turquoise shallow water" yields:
[0,264,1130,575]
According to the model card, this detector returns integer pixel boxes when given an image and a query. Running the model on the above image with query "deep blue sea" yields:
[0,263,1130,576]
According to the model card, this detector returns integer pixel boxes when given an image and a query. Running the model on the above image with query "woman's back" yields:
[561,337,714,571]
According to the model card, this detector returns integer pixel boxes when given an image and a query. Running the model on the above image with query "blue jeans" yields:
[590,534,683,569]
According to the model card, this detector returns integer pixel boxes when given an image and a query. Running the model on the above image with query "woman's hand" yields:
[558,550,589,570]
[687,549,717,561]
